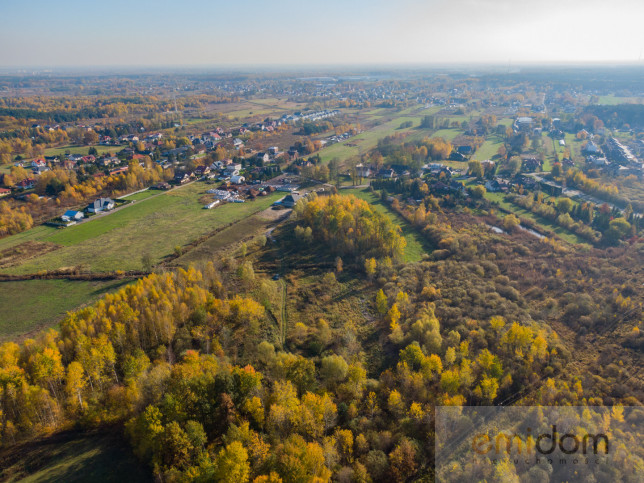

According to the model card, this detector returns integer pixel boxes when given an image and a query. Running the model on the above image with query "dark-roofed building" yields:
[281,193,301,208]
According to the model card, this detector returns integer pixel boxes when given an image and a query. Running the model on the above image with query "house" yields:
[522,157,541,172]
[224,164,242,177]
[449,152,467,161]
[231,175,246,185]
[256,152,269,164]
[109,166,129,176]
[515,117,534,132]
[194,165,211,177]
[268,146,279,155]
[87,197,115,213]
[484,180,508,193]
[582,142,601,155]
[0,188,11,197]
[233,138,244,147]
[174,172,191,185]
[99,156,120,167]
[32,165,50,175]
[280,193,301,208]
[31,158,46,168]
[152,182,171,190]
[457,145,473,156]
[63,159,78,170]
[16,178,36,190]
[355,163,372,178]
[61,210,84,222]
[377,168,396,178]
[558,139,566,146]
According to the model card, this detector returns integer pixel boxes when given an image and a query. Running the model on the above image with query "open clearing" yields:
[174,209,283,267]
[317,105,442,163]
[343,188,431,262]
[485,191,590,245]
[0,279,129,341]
[0,182,282,274]
[473,137,504,160]
[0,431,149,482]
[43,145,117,157]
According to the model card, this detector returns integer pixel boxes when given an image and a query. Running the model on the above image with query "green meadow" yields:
[343,188,432,263]
[0,183,282,274]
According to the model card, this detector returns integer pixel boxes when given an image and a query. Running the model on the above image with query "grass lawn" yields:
[342,188,432,263]
[0,431,150,483]
[43,145,117,157]
[473,137,503,161]
[431,129,460,141]
[0,279,129,341]
[0,183,283,274]
[119,189,159,201]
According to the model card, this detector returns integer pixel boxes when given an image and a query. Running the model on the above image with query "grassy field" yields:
[473,137,504,161]
[317,105,442,163]
[0,431,149,482]
[174,212,275,267]
[0,183,283,274]
[597,95,642,105]
[552,132,583,161]
[223,97,306,119]
[119,189,159,201]
[431,128,460,140]
[43,145,117,157]
[0,279,129,341]
[485,191,589,245]
[343,188,431,262]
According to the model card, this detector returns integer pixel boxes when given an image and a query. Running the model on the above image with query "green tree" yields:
[376,289,388,315]
[214,441,250,483]
[468,160,484,178]
[502,214,520,231]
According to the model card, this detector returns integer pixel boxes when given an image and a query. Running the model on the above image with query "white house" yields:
[87,197,115,213]
[231,175,246,185]
[61,210,84,222]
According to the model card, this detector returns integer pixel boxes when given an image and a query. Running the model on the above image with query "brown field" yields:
[0,241,61,269]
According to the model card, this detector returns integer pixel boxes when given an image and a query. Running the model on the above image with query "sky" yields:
[1,0,644,67]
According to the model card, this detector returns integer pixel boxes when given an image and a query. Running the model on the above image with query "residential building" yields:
[87,197,115,213]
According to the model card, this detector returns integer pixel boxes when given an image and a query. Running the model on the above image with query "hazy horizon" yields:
[2,0,644,68]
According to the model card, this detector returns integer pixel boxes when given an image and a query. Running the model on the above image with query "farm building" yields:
[204,200,220,209]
